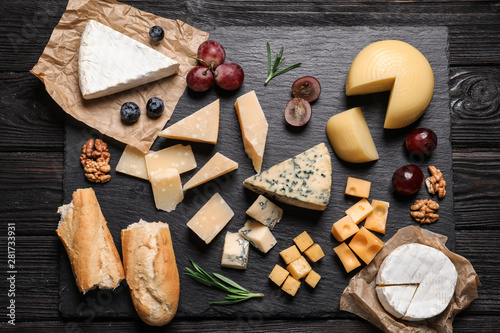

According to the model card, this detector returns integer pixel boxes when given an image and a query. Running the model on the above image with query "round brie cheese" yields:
[376,243,458,322]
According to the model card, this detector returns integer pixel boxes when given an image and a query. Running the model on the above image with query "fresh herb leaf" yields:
[265,42,301,85]
[184,260,264,305]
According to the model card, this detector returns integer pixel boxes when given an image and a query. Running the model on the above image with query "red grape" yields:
[186,66,213,92]
[392,164,424,195]
[214,63,244,90]
[406,128,438,156]
[292,76,321,102]
[284,98,312,127]
[197,40,226,69]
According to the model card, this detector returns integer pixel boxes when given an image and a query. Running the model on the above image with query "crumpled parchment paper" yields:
[340,226,481,333]
[31,0,209,153]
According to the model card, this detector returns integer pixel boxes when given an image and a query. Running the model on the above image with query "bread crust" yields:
[56,188,124,293]
[121,220,179,326]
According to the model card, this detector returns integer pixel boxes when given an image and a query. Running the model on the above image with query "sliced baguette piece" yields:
[56,188,124,293]
[121,220,179,326]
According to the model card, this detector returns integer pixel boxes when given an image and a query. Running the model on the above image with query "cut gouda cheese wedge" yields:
[345,40,434,129]
[235,90,268,172]
[159,99,220,144]
[183,152,238,191]
[326,107,379,163]
[115,145,150,180]
[149,168,183,212]
[145,144,196,176]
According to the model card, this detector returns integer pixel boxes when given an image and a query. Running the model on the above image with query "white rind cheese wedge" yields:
[160,99,220,144]
[243,143,332,211]
[183,152,238,191]
[78,20,179,100]
[115,145,150,180]
[376,243,458,322]
[326,107,379,163]
[235,91,268,173]
[345,40,434,128]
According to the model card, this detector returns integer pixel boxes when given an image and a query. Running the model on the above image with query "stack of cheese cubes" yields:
[269,231,325,296]
[332,177,389,273]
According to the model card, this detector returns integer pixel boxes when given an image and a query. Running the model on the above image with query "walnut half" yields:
[80,139,111,183]
[410,199,439,224]
[425,165,446,198]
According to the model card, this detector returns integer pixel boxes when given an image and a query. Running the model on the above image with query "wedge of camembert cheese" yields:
[243,143,332,211]
[376,243,458,322]
[78,20,179,99]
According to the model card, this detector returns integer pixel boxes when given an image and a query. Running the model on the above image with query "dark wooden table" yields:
[1,0,499,331]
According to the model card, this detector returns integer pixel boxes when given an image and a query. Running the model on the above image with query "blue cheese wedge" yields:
[243,143,332,211]
[246,195,283,230]
[78,20,179,99]
[221,232,249,269]
[376,243,458,321]
[238,220,277,254]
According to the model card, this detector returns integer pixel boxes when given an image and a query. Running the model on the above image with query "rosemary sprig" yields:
[184,259,264,305]
[264,42,302,85]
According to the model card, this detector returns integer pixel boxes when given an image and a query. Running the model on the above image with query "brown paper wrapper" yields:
[31,0,209,153]
[340,226,481,333]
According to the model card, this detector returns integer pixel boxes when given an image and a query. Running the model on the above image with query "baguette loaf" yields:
[121,220,179,326]
[56,188,124,293]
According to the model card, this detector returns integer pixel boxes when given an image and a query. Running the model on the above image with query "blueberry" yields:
[149,26,164,42]
[146,97,164,118]
[120,102,140,124]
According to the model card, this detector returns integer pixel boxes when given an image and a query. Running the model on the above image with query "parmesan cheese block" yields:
[376,243,458,321]
[234,91,268,172]
[221,232,249,269]
[243,143,332,211]
[145,144,196,176]
[238,220,277,254]
[345,40,434,128]
[115,145,150,180]
[149,168,183,212]
[78,20,179,100]
[186,193,234,244]
[246,195,283,230]
[326,107,379,163]
[159,99,220,144]
[183,152,238,191]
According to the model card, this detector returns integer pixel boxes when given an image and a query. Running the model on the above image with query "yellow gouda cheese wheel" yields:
[326,107,379,163]
[345,40,434,129]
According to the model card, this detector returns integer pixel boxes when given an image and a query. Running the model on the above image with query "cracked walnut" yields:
[410,199,439,224]
[80,139,111,183]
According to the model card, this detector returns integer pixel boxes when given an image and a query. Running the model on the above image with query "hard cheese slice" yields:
[186,193,234,244]
[243,143,332,211]
[235,90,268,172]
[115,145,150,180]
[345,40,434,128]
[159,99,220,144]
[149,168,183,212]
[183,152,238,191]
[145,144,196,176]
[78,20,179,100]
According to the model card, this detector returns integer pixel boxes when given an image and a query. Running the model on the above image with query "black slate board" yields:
[60,26,453,320]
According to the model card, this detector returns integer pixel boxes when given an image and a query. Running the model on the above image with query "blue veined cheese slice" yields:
[245,195,283,230]
[243,143,332,211]
[78,20,179,99]
[221,232,249,269]
[238,220,277,254]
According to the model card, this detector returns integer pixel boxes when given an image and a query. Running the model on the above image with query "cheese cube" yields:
[186,193,234,244]
[280,245,301,265]
[293,231,314,252]
[145,144,196,176]
[281,276,301,296]
[115,145,150,180]
[246,195,283,230]
[149,168,183,212]
[345,198,373,224]
[334,242,361,273]
[345,177,371,198]
[364,200,389,234]
[349,227,384,264]
[286,256,312,280]
[304,243,325,263]
[269,264,289,286]
[305,270,321,288]
[221,232,249,269]
[331,215,360,242]
[238,220,277,253]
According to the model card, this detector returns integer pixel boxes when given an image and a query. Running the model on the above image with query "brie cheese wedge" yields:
[78,20,179,99]
[376,243,458,322]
